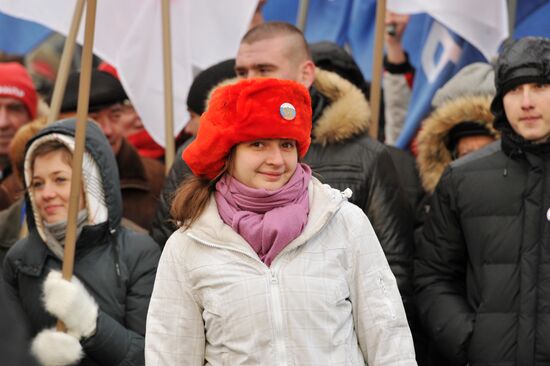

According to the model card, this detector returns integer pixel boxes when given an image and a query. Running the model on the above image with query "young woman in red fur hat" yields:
[145,78,416,365]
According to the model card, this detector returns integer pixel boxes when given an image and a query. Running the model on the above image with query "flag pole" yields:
[162,0,175,175]
[296,0,310,31]
[507,0,517,38]
[369,0,387,140]
[47,0,86,124]
[57,0,97,331]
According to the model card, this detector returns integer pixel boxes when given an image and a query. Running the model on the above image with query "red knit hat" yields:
[184,78,312,180]
[0,62,38,119]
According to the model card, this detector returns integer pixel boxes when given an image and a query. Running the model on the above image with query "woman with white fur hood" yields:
[2,118,161,366]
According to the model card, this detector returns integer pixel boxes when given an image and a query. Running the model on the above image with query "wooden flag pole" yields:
[162,0,175,175]
[369,0,387,140]
[47,0,86,124]
[57,0,97,331]
[296,0,310,32]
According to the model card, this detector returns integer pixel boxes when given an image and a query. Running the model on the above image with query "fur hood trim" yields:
[417,94,498,193]
[312,68,370,145]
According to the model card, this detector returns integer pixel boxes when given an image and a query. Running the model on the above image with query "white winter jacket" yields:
[145,178,416,365]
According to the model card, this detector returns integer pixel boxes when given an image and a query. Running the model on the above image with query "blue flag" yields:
[0,12,51,54]
[395,17,486,149]
[346,0,376,78]
[395,0,550,149]
[263,0,376,78]
[514,0,550,38]
[262,0,298,24]
[262,1,550,149]
[304,0,352,45]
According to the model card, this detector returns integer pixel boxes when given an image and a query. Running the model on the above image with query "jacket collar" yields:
[501,125,550,157]
[311,68,371,145]
[12,221,110,277]
[186,177,348,263]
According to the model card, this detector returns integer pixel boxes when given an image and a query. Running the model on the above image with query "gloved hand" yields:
[31,328,83,366]
[42,270,98,339]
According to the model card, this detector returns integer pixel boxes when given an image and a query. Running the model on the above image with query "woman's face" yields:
[31,149,85,224]
[230,138,298,190]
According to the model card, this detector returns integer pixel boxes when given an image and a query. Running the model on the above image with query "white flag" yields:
[0,0,258,146]
[387,0,509,61]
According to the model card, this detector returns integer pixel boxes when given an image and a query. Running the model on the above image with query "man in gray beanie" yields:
[415,36,550,365]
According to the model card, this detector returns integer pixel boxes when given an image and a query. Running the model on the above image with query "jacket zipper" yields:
[268,268,289,366]
[187,232,290,365]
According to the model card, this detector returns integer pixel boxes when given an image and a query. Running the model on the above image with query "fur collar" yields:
[416,95,498,193]
[312,69,371,145]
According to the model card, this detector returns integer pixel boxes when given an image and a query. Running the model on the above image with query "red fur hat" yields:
[183,78,312,180]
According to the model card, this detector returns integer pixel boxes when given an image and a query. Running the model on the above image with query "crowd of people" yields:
[0,10,549,366]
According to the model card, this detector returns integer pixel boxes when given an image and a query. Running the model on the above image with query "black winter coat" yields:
[416,134,550,366]
[3,120,161,366]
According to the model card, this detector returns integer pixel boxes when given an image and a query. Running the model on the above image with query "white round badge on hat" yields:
[280,102,296,121]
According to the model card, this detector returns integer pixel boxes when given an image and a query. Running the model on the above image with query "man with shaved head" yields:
[152,22,414,322]
[235,22,314,84]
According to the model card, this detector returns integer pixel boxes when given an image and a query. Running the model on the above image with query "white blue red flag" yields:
[0,0,257,147]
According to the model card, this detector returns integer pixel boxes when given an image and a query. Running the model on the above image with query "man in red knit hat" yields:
[0,62,38,210]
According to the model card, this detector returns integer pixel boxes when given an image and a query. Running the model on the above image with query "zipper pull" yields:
[270,270,278,284]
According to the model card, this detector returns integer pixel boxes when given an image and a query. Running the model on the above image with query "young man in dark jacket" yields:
[416,36,550,365]
[152,22,415,325]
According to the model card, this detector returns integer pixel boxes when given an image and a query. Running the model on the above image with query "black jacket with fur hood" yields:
[3,119,161,366]
[151,69,414,312]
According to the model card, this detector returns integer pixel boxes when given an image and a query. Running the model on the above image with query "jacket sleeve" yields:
[145,234,205,365]
[150,144,193,248]
[364,145,415,318]
[344,203,416,365]
[80,234,161,366]
[2,252,33,338]
[382,53,414,146]
[0,272,40,366]
[415,168,474,364]
[383,73,412,146]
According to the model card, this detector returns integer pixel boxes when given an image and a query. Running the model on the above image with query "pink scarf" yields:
[215,163,312,267]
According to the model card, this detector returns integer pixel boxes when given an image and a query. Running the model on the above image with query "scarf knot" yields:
[215,163,311,266]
